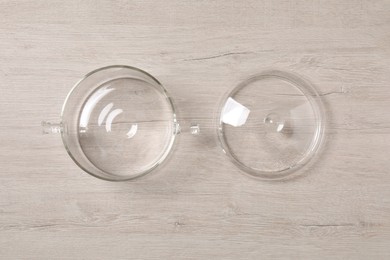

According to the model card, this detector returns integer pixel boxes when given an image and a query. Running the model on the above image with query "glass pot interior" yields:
[56,66,178,181]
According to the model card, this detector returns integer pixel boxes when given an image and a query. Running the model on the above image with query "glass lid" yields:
[58,66,177,181]
[217,70,325,180]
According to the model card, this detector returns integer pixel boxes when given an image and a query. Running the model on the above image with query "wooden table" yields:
[1,0,390,259]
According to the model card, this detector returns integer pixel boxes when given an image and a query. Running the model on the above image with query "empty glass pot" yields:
[42,65,179,181]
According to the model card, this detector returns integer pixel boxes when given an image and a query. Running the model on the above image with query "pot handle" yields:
[41,121,62,134]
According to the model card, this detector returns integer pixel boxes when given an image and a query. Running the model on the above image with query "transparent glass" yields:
[43,67,325,181]
[217,70,325,180]
[43,65,179,181]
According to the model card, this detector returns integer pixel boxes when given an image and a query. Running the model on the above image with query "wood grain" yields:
[1,0,390,259]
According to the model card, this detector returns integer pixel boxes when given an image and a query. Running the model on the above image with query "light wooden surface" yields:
[1,0,390,259]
